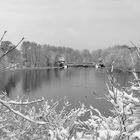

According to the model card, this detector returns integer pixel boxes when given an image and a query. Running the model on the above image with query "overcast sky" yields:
[0,0,140,51]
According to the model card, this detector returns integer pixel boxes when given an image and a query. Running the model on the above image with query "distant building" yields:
[96,58,105,68]
[57,56,67,67]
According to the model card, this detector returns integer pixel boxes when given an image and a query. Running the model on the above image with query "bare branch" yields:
[129,40,140,58]
[129,40,137,48]
[0,31,7,43]
[0,37,24,61]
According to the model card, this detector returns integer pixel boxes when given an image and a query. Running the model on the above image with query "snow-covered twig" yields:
[7,97,44,105]
[0,98,47,125]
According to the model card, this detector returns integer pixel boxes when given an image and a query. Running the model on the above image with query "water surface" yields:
[0,68,136,116]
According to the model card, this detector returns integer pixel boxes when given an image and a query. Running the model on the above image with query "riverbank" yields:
[2,64,140,74]
[3,66,65,72]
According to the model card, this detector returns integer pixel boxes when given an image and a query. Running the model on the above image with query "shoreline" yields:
[2,65,140,73]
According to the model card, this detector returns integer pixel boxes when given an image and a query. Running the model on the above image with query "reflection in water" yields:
[0,71,21,96]
[22,69,81,93]
[0,68,138,116]
[22,70,42,93]
[111,70,134,87]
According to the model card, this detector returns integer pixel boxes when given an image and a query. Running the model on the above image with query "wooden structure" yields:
[57,56,67,68]
[96,58,105,68]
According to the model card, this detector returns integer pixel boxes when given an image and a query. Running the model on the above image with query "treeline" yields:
[0,41,21,69]
[0,40,140,70]
[21,41,93,67]
[20,41,140,70]
[95,45,140,70]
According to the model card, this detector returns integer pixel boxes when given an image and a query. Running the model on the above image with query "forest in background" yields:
[0,40,140,70]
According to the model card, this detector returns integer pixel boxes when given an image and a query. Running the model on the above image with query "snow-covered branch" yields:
[0,98,47,125]
[7,97,44,105]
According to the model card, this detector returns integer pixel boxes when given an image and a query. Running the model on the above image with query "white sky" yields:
[0,0,140,51]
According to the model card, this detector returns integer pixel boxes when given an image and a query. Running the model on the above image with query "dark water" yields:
[0,68,136,116]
